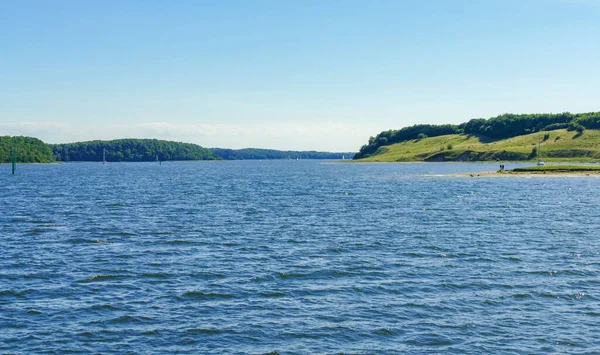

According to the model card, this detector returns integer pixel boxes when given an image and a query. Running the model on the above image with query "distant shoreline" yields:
[326,160,600,165]
[452,170,600,177]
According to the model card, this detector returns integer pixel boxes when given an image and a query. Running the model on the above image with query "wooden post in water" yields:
[12,136,16,175]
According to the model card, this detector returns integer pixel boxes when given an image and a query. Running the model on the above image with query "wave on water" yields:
[26,228,47,234]
[164,239,191,245]
[88,304,120,311]
[68,237,113,244]
[372,328,396,336]
[185,328,234,335]
[189,272,227,280]
[277,269,353,280]
[108,315,154,324]
[141,272,172,279]
[100,231,137,237]
[0,289,26,298]
[258,291,287,298]
[179,291,237,300]
[79,274,125,283]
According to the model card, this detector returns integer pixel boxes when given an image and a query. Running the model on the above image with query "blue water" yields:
[2,161,600,354]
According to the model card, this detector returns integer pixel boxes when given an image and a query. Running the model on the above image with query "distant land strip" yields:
[0,137,354,163]
[209,147,354,160]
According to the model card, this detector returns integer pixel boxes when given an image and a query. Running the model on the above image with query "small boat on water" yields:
[536,139,545,166]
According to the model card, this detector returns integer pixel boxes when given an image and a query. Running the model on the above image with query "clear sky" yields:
[1,0,599,151]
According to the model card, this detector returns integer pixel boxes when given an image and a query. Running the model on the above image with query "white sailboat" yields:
[103,148,106,164]
[536,139,545,166]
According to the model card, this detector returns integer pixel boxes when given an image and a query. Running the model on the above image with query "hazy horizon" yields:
[1,0,599,151]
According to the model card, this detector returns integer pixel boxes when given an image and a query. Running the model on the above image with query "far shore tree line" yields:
[0,137,351,163]
[210,148,352,160]
[51,139,219,162]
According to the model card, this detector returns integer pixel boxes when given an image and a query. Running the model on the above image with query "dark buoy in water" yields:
[12,136,17,175]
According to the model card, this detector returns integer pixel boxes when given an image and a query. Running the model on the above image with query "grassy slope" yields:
[356,129,600,162]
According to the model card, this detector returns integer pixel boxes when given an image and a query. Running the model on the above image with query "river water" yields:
[1,161,599,354]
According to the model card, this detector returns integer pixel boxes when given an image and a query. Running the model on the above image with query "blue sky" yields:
[1,0,599,151]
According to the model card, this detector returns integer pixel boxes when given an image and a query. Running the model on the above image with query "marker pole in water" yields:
[12,136,16,175]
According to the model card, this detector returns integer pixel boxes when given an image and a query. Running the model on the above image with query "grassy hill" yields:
[354,111,600,160]
[355,129,600,162]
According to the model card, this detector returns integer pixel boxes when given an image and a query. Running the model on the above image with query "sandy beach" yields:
[453,170,600,177]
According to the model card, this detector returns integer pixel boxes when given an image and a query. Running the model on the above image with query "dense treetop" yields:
[354,112,600,159]
[0,136,55,163]
[51,139,219,162]
[210,148,353,160]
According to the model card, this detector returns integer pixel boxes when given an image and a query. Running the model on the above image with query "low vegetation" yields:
[355,129,600,162]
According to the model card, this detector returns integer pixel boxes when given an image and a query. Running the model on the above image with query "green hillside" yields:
[354,111,599,160]
[0,136,56,163]
[356,129,600,162]
[51,139,219,162]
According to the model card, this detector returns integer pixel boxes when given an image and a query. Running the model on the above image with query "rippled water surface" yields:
[2,161,600,354]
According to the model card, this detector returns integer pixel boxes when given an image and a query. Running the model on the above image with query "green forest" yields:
[210,148,353,160]
[51,139,219,162]
[354,111,600,159]
[0,136,56,163]
[0,136,352,163]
